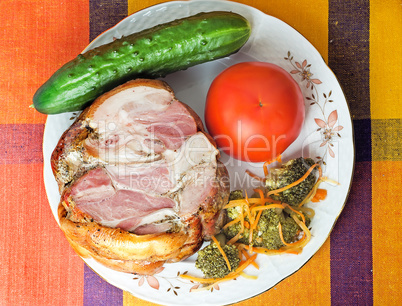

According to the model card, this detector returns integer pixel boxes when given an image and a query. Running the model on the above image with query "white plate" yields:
[42,0,354,305]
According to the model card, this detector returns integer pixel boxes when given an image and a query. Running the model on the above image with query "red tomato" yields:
[205,62,304,162]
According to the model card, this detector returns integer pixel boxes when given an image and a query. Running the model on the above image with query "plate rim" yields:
[42,0,356,304]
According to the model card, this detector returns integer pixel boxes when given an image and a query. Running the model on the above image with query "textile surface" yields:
[0,0,401,305]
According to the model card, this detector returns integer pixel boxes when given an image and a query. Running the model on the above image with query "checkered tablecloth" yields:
[1,0,401,305]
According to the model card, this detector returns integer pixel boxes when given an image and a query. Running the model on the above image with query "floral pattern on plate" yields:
[285,51,344,165]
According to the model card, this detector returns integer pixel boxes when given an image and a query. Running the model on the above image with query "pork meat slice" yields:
[63,167,177,233]
[52,79,230,275]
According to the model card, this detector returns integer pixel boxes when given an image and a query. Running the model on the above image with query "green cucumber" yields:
[33,11,251,114]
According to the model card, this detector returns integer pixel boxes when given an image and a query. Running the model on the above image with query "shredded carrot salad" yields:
[223,187,311,254]
[181,160,339,291]
[181,253,258,292]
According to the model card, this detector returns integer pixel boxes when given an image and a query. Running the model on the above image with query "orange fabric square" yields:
[0,164,84,305]
[0,0,89,124]
[372,161,402,305]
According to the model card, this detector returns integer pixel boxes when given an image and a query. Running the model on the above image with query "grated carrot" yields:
[244,190,249,203]
[283,203,306,223]
[245,169,265,182]
[238,206,245,236]
[251,204,285,213]
[298,176,339,207]
[225,196,283,207]
[263,162,269,177]
[240,248,259,269]
[223,217,241,230]
[240,244,301,255]
[225,198,263,207]
[251,210,263,230]
[243,201,253,226]
[263,154,282,176]
[311,188,327,202]
[227,231,242,245]
[254,188,266,201]
[211,236,232,271]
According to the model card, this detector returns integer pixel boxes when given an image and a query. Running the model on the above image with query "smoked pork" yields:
[51,79,230,275]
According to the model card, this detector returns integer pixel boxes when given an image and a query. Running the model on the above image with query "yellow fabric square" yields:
[370,0,402,119]
[371,118,402,161]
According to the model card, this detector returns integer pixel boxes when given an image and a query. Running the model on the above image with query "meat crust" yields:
[53,79,230,275]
